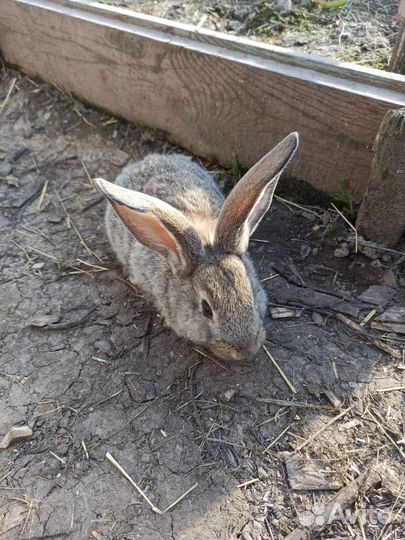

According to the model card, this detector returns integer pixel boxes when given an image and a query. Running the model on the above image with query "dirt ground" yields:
[1,66,405,540]
[99,0,399,70]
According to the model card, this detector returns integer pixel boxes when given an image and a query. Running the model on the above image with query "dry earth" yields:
[1,67,405,539]
[99,0,399,70]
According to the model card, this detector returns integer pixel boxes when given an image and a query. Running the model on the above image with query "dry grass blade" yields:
[275,195,322,217]
[258,398,333,411]
[162,482,199,513]
[331,202,358,253]
[56,190,104,263]
[36,179,48,211]
[263,425,291,453]
[237,478,260,489]
[0,77,17,114]
[367,410,405,459]
[336,313,402,359]
[261,273,280,282]
[294,403,356,453]
[193,348,227,370]
[263,344,296,394]
[106,452,163,514]
[106,452,198,515]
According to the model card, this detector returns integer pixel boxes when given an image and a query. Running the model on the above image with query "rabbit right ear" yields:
[215,132,299,255]
[94,178,204,274]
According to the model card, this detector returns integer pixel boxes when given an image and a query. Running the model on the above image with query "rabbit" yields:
[94,132,299,361]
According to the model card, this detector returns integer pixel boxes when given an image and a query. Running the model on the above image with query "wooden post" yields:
[390,0,405,74]
[356,108,405,247]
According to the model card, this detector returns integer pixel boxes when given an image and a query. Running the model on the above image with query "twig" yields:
[237,478,260,488]
[162,483,199,513]
[0,77,17,114]
[106,452,162,514]
[193,348,227,370]
[36,180,48,211]
[258,398,333,411]
[367,410,405,459]
[331,202,358,253]
[263,344,296,394]
[106,452,198,515]
[28,306,97,331]
[263,425,291,453]
[49,451,66,465]
[284,463,382,540]
[55,190,104,263]
[275,195,323,217]
[336,313,402,358]
[261,273,280,282]
[294,403,356,453]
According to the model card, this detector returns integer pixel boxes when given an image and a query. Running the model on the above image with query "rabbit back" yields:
[105,154,225,305]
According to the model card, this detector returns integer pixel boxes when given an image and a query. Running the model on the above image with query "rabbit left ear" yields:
[94,178,204,274]
[215,132,299,255]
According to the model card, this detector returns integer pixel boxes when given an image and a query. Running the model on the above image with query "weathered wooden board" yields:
[1,0,404,201]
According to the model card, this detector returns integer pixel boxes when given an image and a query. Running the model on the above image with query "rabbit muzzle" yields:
[210,327,266,361]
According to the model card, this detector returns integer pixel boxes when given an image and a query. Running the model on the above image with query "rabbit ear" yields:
[215,132,299,255]
[94,178,204,274]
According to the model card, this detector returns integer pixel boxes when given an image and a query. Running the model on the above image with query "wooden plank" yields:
[356,108,405,247]
[1,0,404,201]
[390,0,405,75]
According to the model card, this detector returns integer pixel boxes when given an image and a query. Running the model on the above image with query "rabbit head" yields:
[95,133,299,360]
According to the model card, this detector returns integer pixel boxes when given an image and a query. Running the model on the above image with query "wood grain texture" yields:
[356,108,405,246]
[1,0,405,201]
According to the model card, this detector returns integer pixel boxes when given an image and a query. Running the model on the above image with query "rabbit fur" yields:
[95,133,299,361]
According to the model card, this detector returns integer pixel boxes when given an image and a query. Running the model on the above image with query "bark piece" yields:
[0,426,32,449]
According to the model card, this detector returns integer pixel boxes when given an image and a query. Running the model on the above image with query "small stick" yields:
[367,411,405,459]
[106,452,163,514]
[237,478,260,489]
[275,195,322,217]
[284,464,382,540]
[162,482,199,513]
[0,77,17,114]
[36,180,48,211]
[193,348,227,370]
[263,425,290,453]
[294,403,356,453]
[323,390,342,409]
[49,450,66,464]
[106,452,198,514]
[263,345,296,394]
[80,159,94,187]
[258,398,333,411]
[374,385,405,392]
[360,308,377,327]
[81,440,89,460]
[331,202,358,253]
[261,273,280,282]
[336,313,402,359]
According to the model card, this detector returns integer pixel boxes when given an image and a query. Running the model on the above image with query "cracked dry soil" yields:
[1,68,405,540]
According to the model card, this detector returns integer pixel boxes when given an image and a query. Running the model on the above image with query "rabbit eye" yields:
[201,299,213,319]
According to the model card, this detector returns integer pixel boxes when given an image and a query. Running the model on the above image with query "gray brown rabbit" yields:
[94,132,299,360]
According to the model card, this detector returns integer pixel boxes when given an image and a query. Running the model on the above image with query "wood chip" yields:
[285,456,342,491]
[357,285,396,306]
[338,418,362,431]
[323,390,342,409]
[0,426,33,449]
[284,463,382,540]
[28,314,61,327]
[270,307,303,319]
